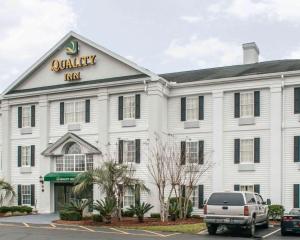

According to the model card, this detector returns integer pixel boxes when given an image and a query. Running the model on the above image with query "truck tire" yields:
[281,228,287,236]
[262,215,269,228]
[245,219,255,238]
[207,224,218,235]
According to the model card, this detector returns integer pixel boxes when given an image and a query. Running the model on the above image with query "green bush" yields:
[269,205,284,220]
[122,210,135,217]
[59,210,82,221]
[92,214,103,222]
[169,197,193,218]
[128,202,154,222]
[150,213,161,218]
[0,206,32,213]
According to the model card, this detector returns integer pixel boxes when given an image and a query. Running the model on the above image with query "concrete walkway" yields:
[0,213,59,224]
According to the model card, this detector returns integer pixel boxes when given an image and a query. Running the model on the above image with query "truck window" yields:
[245,193,256,204]
[207,193,245,206]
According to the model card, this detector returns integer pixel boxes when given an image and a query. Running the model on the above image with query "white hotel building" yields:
[0,32,299,214]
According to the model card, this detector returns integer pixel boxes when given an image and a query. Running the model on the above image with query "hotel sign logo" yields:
[50,40,96,81]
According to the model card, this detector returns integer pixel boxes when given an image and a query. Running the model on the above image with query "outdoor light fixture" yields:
[39,176,45,192]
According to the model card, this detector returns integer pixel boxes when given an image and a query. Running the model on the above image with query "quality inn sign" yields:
[50,40,96,81]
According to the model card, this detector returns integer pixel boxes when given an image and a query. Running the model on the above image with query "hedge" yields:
[92,214,103,222]
[59,210,82,221]
[0,206,32,213]
[269,205,285,220]
[122,210,135,217]
[150,213,161,218]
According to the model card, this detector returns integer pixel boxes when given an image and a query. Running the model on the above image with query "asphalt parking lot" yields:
[0,221,299,239]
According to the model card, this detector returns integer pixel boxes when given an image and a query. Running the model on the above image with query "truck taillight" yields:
[244,206,249,216]
[204,204,207,215]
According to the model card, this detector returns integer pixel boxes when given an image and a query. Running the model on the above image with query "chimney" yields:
[242,42,259,64]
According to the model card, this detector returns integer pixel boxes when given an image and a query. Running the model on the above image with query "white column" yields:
[38,96,51,213]
[1,100,11,182]
[270,85,282,204]
[95,89,109,201]
[212,90,224,192]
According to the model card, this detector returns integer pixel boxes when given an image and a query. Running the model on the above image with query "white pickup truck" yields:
[204,191,269,237]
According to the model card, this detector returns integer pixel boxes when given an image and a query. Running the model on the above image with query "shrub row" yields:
[0,206,32,213]
[59,210,82,221]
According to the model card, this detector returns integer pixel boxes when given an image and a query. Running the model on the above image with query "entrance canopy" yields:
[44,172,79,182]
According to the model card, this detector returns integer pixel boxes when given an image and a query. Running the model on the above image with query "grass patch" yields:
[123,223,206,234]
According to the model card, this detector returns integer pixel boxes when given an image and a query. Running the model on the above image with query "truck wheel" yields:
[262,215,269,228]
[245,219,255,237]
[281,228,287,236]
[207,224,218,235]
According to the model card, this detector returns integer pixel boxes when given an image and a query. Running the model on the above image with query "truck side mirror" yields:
[266,199,271,205]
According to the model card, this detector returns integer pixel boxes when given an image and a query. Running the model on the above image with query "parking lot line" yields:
[142,229,166,237]
[79,226,95,232]
[50,223,56,228]
[261,228,280,239]
[23,223,30,228]
[110,227,130,234]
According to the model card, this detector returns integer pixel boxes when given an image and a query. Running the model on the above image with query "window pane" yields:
[124,187,135,207]
[21,185,31,205]
[186,142,198,164]
[86,155,93,170]
[240,92,254,118]
[124,141,135,163]
[75,155,85,171]
[56,156,64,171]
[21,146,30,167]
[240,139,254,163]
[22,106,31,128]
[75,101,85,122]
[186,97,198,121]
[123,96,135,119]
[65,102,74,123]
[64,155,75,171]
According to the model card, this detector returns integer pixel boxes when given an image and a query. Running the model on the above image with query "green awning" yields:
[44,172,79,182]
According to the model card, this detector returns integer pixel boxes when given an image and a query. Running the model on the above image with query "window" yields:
[21,146,31,167]
[240,139,254,163]
[56,156,64,171]
[186,97,198,121]
[65,101,85,124]
[75,155,85,171]
[123,187,135,208]
[64,155,75,171]
[186,142,198,164]
[123,96,135,119]
[21,185,31,205]
[22,106,31,128]
[245,193,256,204]
[240,185,254,192]
[86,155,93,170]
[190,186,198,208]
[123,141,135,163]
[240,92,254,118]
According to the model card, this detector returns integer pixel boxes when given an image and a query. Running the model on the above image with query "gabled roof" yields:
[160,59,300,83]
[3,31,160,96]
[42,132,101,156]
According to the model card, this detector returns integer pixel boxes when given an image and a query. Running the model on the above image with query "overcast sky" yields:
[1,0,300,92]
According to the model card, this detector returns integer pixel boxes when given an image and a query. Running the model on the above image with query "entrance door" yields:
[54,183,75,212]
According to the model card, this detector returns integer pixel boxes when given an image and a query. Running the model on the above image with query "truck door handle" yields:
[222,206,228,210]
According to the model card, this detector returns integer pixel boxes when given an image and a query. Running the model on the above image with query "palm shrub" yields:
[128,202,153,223]
[169,201,178,221]
[169,197,193,219]
[63,199,90,217]
[0,179,15,206]
[93,198,116,224]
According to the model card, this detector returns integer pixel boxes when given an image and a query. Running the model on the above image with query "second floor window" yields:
[65,101,85,124]
[21,146,31,167]
[240,139,254,163]
[123,141,136,163]
[186,97,199,121]
[186,142,198,164]
[22,106,31,128]
[240,185,254,192]
[240,92,254,118]
[123,96,135,119]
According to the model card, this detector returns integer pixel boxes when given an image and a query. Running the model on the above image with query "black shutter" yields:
[118,140,123,164]
[181,185,186,198]
[294,136,300,162]
[198,185,204,209]
[294,88,300,114]
[254,138,260,163]
[180,141,186,165]
[135,94,140,119]
[31,145,35,167]
[18,107,22,128]
[234,93,240,118]
[31,185,35,206]
[254,91,260,117]
[17,185,22,206]
[254,184,260,194]
[118,96,123,120]
[18,146,22,167]
[234,139,240,164]
[85,99,90,123]
[234,185,240,191]
[60,102,64,125]
[294,184,300,208]
[181,97,186,121]
[31,105,35,127]
[199,96,204,120]
[198,141,204,164]
[135,139,140,163]
[135,184,141,206]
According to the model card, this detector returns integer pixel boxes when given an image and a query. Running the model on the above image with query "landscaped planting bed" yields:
[0,206,33,217]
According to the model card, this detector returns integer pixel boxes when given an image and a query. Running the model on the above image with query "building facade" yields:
[0,32,299,214]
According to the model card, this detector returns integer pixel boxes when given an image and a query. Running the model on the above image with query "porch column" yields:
[38,96,52,213]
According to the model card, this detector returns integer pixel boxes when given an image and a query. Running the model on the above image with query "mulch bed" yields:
[54,217,203,227]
